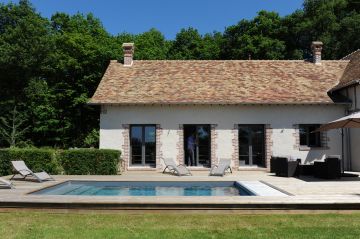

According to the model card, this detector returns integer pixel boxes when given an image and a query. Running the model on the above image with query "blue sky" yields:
[1,0,304,39]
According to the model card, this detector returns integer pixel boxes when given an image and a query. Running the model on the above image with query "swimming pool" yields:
[31,181,256,196]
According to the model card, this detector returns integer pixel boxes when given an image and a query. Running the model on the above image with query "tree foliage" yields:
[0,104,29,147]
[0,0,359,148]
[222,11,287,60]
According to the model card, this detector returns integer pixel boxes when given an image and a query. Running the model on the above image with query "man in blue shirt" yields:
[187,133,196,166]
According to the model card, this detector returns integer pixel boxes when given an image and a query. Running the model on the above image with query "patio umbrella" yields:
[315,111,360,132]
[315,111,360,173]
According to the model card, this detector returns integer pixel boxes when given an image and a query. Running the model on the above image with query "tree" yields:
[84,128,99,148]
[0,0,52,101]
[48,12,121,147]
[200,32,223,60]
[134,28,169,60]
[282,10,308,59]
[284,0,360,59]
[168,27,203,59]
[24,78,61,146]
[0,104,29,147]
[336,12,360,58]
[222,11,286,59]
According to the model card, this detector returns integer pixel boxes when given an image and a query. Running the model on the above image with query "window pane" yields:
[131,126,142,146]
[144,126,156,165]
[145,126,156,143]
[130,125,156,166]
[238,125,265,166]
[309,125,321,147]
[252,126,264,166]
[299,126,308,146]
[131,155,142,165]
[299,124,321,147]
[197,126,210,166]
[238,127,250,165]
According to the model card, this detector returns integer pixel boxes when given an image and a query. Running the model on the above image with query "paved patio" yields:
[1,171,360,210]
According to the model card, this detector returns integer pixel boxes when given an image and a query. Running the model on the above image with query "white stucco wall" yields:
[349,128,360,171]
[100,104,345,170]
[339,84,360,171]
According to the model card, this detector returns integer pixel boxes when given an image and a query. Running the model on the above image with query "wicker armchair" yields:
[271,156,299,177]
[314,156,341,179]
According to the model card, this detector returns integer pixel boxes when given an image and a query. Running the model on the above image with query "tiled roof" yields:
[330,51,360,91]
[90,60,349,105]
[341,49,360,60]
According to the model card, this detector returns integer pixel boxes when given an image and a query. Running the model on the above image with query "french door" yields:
[238,124,265,167]
[130,125,156,167]
[184,125,211,167]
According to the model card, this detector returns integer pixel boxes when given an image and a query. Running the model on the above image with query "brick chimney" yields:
[122,43,134,66]
[311,41,323,65]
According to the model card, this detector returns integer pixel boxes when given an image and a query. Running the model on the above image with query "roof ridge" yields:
[341,49,360,60]
[109,59,348,63]
[134,60,306,62]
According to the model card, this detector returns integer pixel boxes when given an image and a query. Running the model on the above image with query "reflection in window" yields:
[299,124,321,147]
[130,125,156,166]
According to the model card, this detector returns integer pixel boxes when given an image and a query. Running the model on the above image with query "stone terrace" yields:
[1,171,360,211]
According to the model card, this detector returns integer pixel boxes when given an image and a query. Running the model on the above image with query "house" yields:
[328,49,360,171]
[90,42,360,172]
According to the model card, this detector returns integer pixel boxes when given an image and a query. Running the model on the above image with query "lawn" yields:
[1,212,360,239]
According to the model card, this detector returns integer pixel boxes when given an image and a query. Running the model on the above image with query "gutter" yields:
[87,102,350,106]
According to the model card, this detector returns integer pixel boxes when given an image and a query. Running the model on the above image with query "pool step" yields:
[236,181,289,196]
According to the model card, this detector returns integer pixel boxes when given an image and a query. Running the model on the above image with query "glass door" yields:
[238,125,265,167]
[196,125,211,167]
[130,125,156,167]
[184,125,211,167]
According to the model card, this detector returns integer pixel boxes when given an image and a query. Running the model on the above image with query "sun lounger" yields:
[162,158,192,176]
[0,178,13,188]
[10,161,54,182]
[209,158,232,176]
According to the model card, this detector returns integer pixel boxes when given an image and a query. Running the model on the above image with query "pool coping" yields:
[28,180,290,197]
[2,180,360,210]
[3,172,360,211]
[26,179,243,195]
[3,200,360,211]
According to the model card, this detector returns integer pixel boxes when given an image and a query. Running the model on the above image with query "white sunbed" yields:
[0,178,13,189]
[162,158,192,176]
[209,158,232,176]
[10,161,54,182]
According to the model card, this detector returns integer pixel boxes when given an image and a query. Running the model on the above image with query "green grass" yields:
[1,212,360,238]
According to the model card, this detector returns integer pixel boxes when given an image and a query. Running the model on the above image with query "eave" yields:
[87,101,349,106]
[328,79,360,93]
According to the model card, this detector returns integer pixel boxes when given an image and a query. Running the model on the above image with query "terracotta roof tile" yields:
[331,51,360,91]
[90,60,349,105]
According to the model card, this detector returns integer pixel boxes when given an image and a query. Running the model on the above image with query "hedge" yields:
[0,148,60,176]
[0,148,121,176]
[59,149,121,175]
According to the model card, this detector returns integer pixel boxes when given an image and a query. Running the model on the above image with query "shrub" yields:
[83,129,99,148]
[0,148,60,176]
[59,149,121,175]
[0,148,121,176]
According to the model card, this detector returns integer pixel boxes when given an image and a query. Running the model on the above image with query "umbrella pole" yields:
[341,128,344,173]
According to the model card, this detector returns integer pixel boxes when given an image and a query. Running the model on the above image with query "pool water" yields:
[31,181,255,196]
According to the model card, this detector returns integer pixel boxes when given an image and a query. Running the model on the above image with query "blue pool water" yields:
[31,181,255,196]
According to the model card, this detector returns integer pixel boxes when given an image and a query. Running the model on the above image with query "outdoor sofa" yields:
[313,156,341,179]
[270,156,299,177]
[272,155,342,179]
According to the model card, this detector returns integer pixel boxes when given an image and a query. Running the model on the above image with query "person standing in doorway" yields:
[187,132,196,166]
